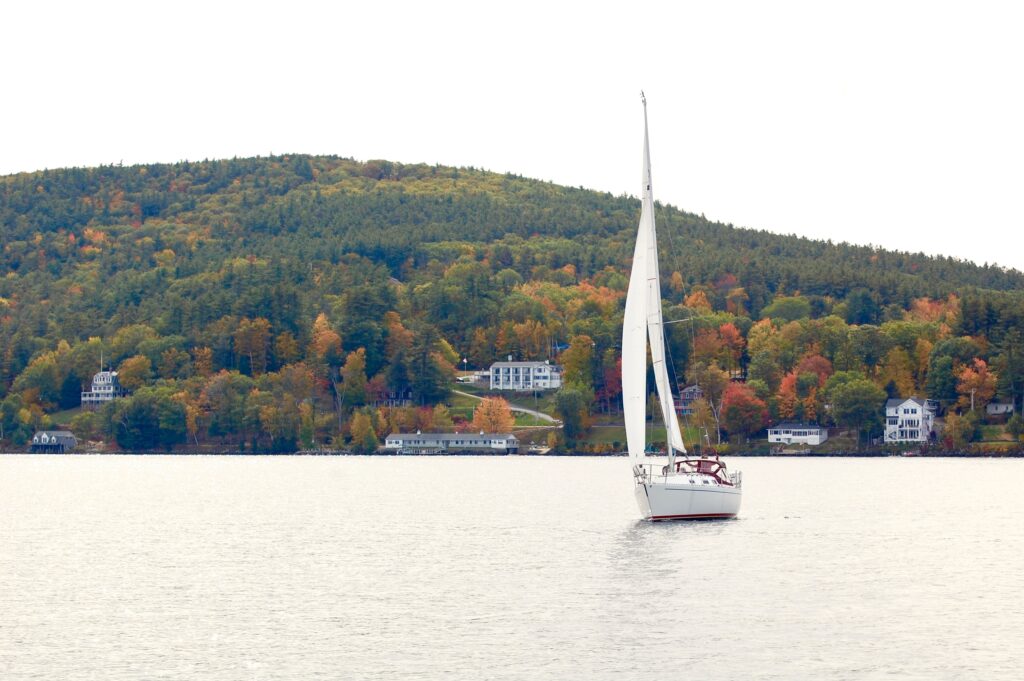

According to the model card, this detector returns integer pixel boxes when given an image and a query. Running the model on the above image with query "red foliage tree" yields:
[720,383,768,443]
[795,353,833,385]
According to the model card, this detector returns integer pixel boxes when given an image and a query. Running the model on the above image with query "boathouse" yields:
[383,432,519,454]
[30,431,78,453]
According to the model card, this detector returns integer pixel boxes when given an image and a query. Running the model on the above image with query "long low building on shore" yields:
[383,432,519,454]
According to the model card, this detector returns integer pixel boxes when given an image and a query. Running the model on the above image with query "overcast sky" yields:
[3,1,1023,271]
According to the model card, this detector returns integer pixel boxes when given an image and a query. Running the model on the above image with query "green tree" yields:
[831,379,886,446]
[12,352,62,409]
[273,332,302,368]
[993,329,1024,409]
[747,351,783,392]
[350,410,379,453]
[560,335,595,393]
[158,347,192,379]
[109,324,159,364]
[844,289,881,325]
[117,355,152,391]
[554,387,590,441]
[201,370,257,442]
[406,324,452,405]
[942,412,979,449]
[110,387,186,451]
[761,296,811,323]
[340,348,369,407]
[1,393,32,443]
[925,356,957,410]
[431,404,455,431]
[234,317,271,375]
[1007,413,1024,440]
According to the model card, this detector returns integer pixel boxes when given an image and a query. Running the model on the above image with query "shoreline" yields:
[4,450,1024,458]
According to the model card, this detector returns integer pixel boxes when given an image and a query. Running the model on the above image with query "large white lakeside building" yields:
[81,370,129,409]
[489,360,562,391]
[884,397,935,443]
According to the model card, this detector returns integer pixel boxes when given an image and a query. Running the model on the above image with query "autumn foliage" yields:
[472,397,515,433]
[1,155,1023,452]
[720,383,768,442]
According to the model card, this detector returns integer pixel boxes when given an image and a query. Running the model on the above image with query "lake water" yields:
[2,455,1022,680]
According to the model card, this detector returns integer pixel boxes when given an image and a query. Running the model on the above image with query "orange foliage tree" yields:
[472,397,515,433]
[956,358,997,412]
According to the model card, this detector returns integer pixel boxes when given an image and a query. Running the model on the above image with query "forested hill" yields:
[2,154,1023,451]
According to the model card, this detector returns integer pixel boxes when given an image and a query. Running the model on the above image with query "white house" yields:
[768,422,828,446]
[383,432,519,454]
[81,370,129,409]
[986,401,1015,417]
[885,397,935,443]
[489,360,562,391]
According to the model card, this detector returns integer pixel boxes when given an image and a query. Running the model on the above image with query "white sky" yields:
[3,1,1023,271]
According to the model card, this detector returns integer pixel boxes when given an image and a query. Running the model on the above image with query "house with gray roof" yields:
[30,430,77,453]
[768,422,828,446]
[383,432,519,454]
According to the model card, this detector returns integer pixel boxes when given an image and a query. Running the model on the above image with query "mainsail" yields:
[622,166,649,463]
[622,94,687,465]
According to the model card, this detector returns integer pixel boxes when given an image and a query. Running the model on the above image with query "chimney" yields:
[507,354,512,362]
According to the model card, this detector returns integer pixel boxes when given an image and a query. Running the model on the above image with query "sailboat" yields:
[623,94,743,520]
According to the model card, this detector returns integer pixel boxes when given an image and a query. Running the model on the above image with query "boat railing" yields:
[633,461,742,488]
[633,462,691,483]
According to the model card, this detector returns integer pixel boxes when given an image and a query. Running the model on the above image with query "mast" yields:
[622,98,651,464]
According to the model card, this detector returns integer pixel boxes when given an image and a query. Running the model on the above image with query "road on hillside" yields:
[452,389,560,425]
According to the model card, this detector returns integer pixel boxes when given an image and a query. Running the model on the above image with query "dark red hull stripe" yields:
[650,513,736,520]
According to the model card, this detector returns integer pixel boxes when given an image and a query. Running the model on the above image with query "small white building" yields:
[383,432,519,454]
[768,422,828,446]
[81,370,129,409]
[489,360,562,391]
[885,397,935,443]
[986,401,1015,417]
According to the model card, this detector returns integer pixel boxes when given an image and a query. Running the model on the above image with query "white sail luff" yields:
[639,98,687,461]
[622,196,648,463]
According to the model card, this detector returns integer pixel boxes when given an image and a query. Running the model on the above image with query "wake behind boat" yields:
[622,94,743,521]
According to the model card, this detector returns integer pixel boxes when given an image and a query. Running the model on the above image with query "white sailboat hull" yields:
[634,475,742,521]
